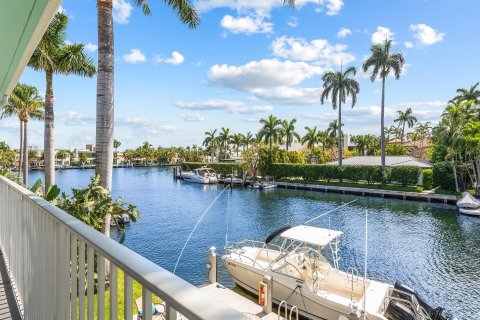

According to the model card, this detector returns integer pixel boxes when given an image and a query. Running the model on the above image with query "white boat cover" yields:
[457,192,480,209]
[281,225,342,247]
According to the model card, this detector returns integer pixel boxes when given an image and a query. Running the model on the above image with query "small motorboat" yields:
[456,192,480,216]
[250,181,277,190]
[224,177,244,185]
[223,225,453,320]
[181,167,218,184]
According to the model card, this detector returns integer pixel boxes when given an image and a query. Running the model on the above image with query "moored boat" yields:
[457,192,480,217]
[181,167,218,184]
[223,225,453,320]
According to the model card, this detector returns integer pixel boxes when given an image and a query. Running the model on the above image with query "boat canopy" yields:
[280,225,342,247]
[457,192,480,209]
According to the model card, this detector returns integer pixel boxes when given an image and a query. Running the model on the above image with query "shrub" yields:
[390,166,421,186]
[365,166,384,184]
[386,144,408,156]
[341,165,367,183]
[432,161,456,191]
[422,169,433,190]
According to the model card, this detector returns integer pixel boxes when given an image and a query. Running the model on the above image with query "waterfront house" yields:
[0,2,246,319]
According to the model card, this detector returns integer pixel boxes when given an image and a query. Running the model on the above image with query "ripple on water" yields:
[29,168,480,318]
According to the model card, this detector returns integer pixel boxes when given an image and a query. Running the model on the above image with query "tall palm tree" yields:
[258,115,283,151]
[281,119,301,152]
[6,84,45,186]
[415,122,432,149]
[394,107,417,142]
[113,139,121,152]
[218,127,232,159]
[231,133,244,156]
[320,66,359,165]
[327,120,342,139]
[362,39,405,183]
[1,98,24,180]
[203,129,217,162]
[353,135,368,156]
[317,130,332,152]
[243,131,255,150]
[28,12,96,191]
[450,82,480,105]
[95,0,199,242]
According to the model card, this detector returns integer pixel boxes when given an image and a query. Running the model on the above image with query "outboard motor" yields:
[385,282,455,320]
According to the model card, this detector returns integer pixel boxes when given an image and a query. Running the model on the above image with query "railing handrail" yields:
[0,176,248,320]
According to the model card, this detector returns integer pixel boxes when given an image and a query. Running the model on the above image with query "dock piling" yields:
[208,246,217,284]
[262,275,272,314]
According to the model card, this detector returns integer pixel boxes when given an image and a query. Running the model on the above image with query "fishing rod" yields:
[303,199,357,225]
[173,185,230,274]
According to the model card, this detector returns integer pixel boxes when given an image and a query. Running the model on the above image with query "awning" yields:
[281,225,342,247]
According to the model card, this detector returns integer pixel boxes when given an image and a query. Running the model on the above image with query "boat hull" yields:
[459,207,480,216]
[223,257,386,320]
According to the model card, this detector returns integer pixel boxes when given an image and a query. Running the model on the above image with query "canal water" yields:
[30,167,480,318]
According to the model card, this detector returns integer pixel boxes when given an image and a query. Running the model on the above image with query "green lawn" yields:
[76,269,162,319]
[277,179,423,193]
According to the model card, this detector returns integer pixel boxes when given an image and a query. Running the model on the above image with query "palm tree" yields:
[281,119,301,151]
[218,127,232,159]
[258,115,283,152]
[301,126,319,152]
[394,107,417,142]
[362,39,405,183]
[327,120,342,139]
[320,66,360,165]
[1,98,24,180]
[317,130,332,152]
[113,139,121,152]
[28,12,96,191]
[6,84,44,186]
[353,135,368,156]
[450,82,480,105]
[415,122,431,147]
[243,131,255,150]
[231,133,244,156]
[203,129,217,162]
[95,1,199,245]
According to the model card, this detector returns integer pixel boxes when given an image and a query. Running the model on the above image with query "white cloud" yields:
[287,17,298,28]
[337,27,351,39]
[179,112,206,122]
[404,41,414,49]
[197,0,343,34]
[116,117,177,134]
[84,43,98,52]
[154,51,185,65]
[123,49,146,64]
[113,0,133,24]
[196,0,343,16]
[253,86,321,105]
[208,59,324,91]
[220,15,273,34]
[399,101,446,108]
[271,36,355,66]
[371,26,394,44]
[410,24,445,46]
[176,99,273,114]
[57,112,95,126]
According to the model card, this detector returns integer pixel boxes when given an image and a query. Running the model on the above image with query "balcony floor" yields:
[0,252,21,320]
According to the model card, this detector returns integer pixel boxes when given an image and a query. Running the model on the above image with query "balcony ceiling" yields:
[0,0,61,104]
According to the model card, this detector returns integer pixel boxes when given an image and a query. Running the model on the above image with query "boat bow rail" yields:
[0,176,248,320]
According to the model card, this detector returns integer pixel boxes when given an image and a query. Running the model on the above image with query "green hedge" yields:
[432,161,456,191]
[270,164,385,184]
[270,163,422,186]
[422,169,433,190]
[182,162,246,175]
[389,166,421,186]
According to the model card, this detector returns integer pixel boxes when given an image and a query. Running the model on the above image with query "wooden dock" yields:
[199,284,283,320]
[276,182,457,205]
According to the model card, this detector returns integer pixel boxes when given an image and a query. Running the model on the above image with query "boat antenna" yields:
[225,185,231,245]
[303,199,357,225]
[363,209,368,320]
[173,185,230,274]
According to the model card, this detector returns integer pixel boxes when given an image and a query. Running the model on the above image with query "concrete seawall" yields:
[276,182,457,205]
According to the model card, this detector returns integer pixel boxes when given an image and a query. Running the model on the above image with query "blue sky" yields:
[2,0,479,149]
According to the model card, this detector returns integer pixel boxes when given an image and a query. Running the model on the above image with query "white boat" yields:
[457,192,480,216]
[223,225,451,320]
[224,177,244,185]
[181,167,217,184]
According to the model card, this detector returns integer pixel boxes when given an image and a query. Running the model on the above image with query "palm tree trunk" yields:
[44,71,55,191]
[18,121,23,182]
[401,122,405,143]
[210,147,214,162]
[23,121,28,187]
[381,77,386,185]
[452,157,459,193]
[338,101,342,166]
[96,0,114,236]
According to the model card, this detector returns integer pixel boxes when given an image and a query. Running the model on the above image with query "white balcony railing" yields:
[0,176,247,320]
